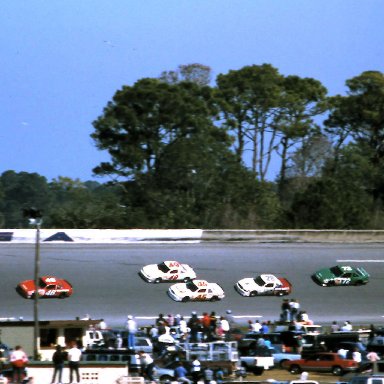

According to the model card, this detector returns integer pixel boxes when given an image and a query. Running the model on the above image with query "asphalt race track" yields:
[1,242,384,328]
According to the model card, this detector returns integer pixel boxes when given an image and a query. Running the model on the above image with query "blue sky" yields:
[1,0,383,182]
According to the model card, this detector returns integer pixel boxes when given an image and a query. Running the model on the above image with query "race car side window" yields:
[170,270,178,274]
[266,283,274,288]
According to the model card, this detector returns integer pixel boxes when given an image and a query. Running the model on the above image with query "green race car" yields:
[312,265,369,287]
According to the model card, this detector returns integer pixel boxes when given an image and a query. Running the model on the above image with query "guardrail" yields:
[1,229,384,243]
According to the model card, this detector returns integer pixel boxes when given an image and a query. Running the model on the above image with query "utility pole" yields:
[23,208,43,360]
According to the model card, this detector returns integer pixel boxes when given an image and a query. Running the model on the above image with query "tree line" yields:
[2,63,384,229]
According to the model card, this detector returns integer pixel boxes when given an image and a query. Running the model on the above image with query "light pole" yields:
[24,208,43,360]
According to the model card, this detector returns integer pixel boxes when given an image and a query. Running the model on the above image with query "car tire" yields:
[279,360,288,369]
[154,278,162,284]
[210,296,219,302]
[182,296,190,302]
[59,293,68,299]
[252,366,264,375]
[250,291,257,297]
[355,280,363,286]
[332,366,342,376]
[289,365,301,374]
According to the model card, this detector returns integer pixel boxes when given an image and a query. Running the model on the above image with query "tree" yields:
[159,63,212,86]
[324,71,384,222]
[48,177,126,228]
[91,78,217,181]
[288,144,374,229]
[275,75,327,196]
[0,171,51,228]
[217,64,284,178]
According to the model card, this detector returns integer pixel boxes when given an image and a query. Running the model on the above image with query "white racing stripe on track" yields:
[337,259,384,263]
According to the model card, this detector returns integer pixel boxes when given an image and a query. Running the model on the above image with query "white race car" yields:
[168,279,225,302]
[139,260,196,283]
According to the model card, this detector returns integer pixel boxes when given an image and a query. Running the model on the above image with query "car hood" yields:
[169,283,189,294]
[17,280,36,291]
[237,278,258,290]
[142,264,161,277]
[315,268,334,280]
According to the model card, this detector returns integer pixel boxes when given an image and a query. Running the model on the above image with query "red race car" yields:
[16,276,73,299]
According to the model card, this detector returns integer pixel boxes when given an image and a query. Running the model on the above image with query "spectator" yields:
[281,299,290,322]
[67,341,82,384]
[289,298,300,321]
[10,345,28,384]
[191,355,201,384]
[174,361,191,384]
[215,367,224,384]
[98,319,107,330]
[51,345,67,384]
[209,312,217,340]
[138,350,155,381]
[331,321,339,332]
[188,312,201,343]
[201,313,211,341]
[352,347,362,364]
[261,322,269,334]
[126,315,137,350]
[253,320,262,333]
[203,366,214,384]
[341,321,353,332]
[217,316,229,340]
[167,314,175,327]
[366,350,380,362]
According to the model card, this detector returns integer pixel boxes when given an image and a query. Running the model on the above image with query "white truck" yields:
[239,346,274,374]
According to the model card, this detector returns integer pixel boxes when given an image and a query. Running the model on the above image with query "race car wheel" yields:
[332,366,342,376]
[210,296,219,302]
[250,291,257,297]
[154,278,162,284]
[59,293,68,299]
[289,365,301,374]
[355,280,364,286]
[182,296,190,302]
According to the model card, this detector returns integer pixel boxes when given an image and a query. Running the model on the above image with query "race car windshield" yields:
[157,262,170,273]
[330,266,343,277]
[254,276,266,286]
[186,281,198,292]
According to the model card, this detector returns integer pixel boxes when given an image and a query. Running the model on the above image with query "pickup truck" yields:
[239,346,274,374]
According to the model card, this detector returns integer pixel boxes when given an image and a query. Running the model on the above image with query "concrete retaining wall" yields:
[201,229,384,243]
[1,229,384,243]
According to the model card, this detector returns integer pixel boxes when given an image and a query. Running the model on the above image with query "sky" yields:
[1,0,383,182]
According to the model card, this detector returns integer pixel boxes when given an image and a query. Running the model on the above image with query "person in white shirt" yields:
[10,345,28,384]
[68,341,82,383]
[341,321,353,331]
[138,350,154,381]
[126,315,137,350]
[352,348,362,364]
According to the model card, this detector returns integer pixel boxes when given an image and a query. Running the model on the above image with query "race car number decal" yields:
[168,262,180,267]
[45,290,57,296]
[335,278,350,285]
[197,281,208,287]
[169,275,179,280]
[45,277,57,283]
